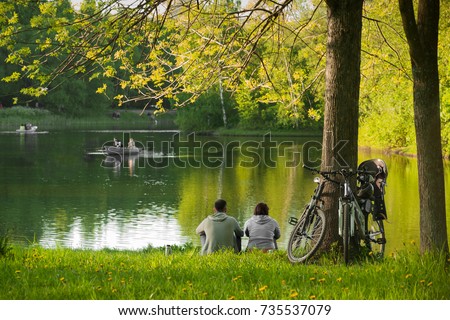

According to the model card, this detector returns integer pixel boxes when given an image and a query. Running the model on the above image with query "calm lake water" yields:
[1,128,449,253]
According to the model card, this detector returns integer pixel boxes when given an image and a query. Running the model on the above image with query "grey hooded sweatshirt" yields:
[244,215,281,250]
[196,212,244,255]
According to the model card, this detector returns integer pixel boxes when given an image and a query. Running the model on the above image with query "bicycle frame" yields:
[338,181,366,239]
[288,176,324,225]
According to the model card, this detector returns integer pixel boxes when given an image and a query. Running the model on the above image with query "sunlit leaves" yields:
[20,86,48,97]
[2,71,21,83]
[5,47,30,64]
[96,83,108,94]
[103,66,116,78]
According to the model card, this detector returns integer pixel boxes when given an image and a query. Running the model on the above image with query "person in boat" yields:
[196,199,243,255]
[128,138,135,148]
[25,123,32,130]
[114,138,122,148]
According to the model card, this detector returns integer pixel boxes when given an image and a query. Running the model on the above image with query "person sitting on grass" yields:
[244,202,280,252]
[196,199,243,255]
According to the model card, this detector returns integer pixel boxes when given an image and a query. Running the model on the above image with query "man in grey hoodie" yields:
[196,199,244,255]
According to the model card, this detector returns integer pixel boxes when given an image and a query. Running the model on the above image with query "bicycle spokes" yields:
[287,210,326,263]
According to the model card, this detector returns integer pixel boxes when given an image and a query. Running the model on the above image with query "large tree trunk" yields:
[320,0,364,248]
[399,0,448,253]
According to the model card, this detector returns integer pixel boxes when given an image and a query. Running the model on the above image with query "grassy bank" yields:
[0,245,448,300]
[0,106,174,130]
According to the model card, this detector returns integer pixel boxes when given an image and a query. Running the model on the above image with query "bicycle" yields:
[287,160,387,264]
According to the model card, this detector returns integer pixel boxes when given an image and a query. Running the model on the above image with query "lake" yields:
[1,128,449,253]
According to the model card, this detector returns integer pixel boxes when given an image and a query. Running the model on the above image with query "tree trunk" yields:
[399,0,448,253]
[320,0,364,248]
[219,76,227,128]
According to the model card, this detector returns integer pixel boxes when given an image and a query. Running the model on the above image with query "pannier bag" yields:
[357,159,388,220]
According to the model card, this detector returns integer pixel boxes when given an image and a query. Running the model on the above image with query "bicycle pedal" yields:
[288,217,298,225]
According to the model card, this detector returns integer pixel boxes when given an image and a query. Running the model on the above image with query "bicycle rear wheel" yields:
[366,214,386,258]
[287,209,326,263]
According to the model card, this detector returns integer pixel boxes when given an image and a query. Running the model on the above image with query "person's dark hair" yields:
[214,199,227,212]
[254,202,269,215]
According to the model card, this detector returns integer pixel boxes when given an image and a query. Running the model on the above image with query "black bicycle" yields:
[287,160,388,264]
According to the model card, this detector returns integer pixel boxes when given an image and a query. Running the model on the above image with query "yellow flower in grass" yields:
[336,277,342,283]
[309,277,316,281]
[427,282,433,287]
[419,280,426,285]
[309,295,317,300]
[59,277,65,282]
[228,296,236,300]
[318,278,326,283]
[259,285,268,292]
[289,291,299,298]
[405,274,413,279]
[232,276,242,281]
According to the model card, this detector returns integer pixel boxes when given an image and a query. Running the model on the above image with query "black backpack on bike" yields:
[357,159,388,220]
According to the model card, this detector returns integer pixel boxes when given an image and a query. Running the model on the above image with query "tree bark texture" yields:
[320,0,364,248]
[399,0,448,253]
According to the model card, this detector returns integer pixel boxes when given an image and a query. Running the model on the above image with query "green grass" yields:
[0,245,448,300]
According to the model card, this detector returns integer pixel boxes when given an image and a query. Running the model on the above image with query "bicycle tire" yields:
[366,214,386,258]
[342,203,350,265]
[287,209,326,263]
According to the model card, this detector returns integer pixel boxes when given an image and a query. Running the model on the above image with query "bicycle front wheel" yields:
[287,209,326,263]
[342,203,350,265]
[366,214,386,258]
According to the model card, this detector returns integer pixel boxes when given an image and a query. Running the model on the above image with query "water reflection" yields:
[101,155,139,176]
[39,203,188,249]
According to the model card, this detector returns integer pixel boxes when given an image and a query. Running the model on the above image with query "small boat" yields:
[104,146,142,156]
[16,123,38,133]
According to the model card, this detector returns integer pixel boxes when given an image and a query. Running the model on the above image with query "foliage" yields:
[0,0,326,128]
[0,245,448,299]
[174,86,238,131]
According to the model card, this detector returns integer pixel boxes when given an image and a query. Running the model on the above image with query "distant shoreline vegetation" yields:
[0,106,165,130]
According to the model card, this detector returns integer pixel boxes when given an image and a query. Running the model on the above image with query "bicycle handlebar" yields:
[302,165,376,182]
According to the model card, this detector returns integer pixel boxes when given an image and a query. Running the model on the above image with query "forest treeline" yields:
[0,0,449,155]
